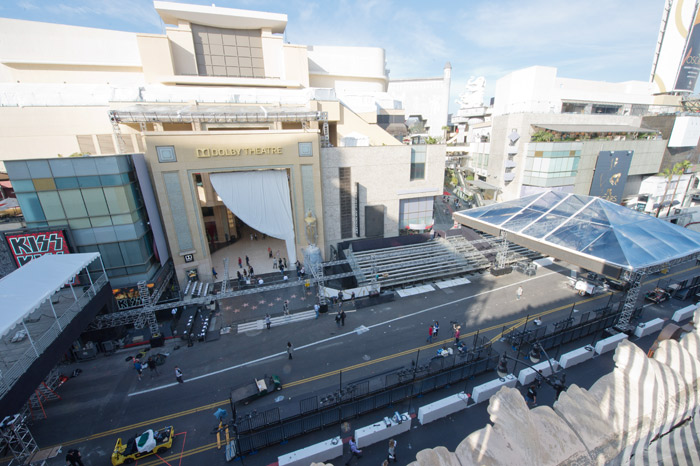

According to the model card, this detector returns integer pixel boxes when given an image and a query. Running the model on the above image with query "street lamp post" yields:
[496,342,566,400]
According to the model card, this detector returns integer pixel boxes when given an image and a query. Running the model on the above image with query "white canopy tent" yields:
[210,170,297,265]
[0,253,101,338]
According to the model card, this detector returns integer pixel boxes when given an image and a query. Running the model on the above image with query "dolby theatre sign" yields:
[196,147,283,157]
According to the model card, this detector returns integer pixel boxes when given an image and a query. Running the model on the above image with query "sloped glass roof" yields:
[457,191,700,271]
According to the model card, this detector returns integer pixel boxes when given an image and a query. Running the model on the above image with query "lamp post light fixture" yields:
[496,342,567,400]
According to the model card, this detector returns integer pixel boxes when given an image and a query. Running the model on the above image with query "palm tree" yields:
[656,167,673,217]
[666,160,692,216]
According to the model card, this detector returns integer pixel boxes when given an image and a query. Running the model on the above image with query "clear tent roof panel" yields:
[455,191,700,272]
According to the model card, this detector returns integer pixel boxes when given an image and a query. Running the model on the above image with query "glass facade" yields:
[410,146,426,180]
[5,155,157,283]
[399,197,434,230]
[522,143,582,188]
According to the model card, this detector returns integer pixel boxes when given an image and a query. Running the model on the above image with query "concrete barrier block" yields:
[472,374,517,404]
[278,436,343,466]
[559,346,595,369]
[417,392,470,425]
[594,333,628,355]
[517,359,559,386]
[355,412,410,448]
[672,304,698,323]
[634,318,665,338]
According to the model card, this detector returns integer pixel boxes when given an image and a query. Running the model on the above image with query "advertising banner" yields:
[589,151,633,203]
[675,7,700,91]
[5,230,71,267]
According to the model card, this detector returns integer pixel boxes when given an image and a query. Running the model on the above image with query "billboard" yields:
[676,7,700,91]
[5,230,71,267]
[651,0,700,93]
[589,151,633,203]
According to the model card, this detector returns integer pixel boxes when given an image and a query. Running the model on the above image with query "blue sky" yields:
[1,0,665,113]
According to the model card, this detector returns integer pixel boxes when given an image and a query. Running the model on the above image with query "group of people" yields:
[344,437,398,465]
[132,356,160,380]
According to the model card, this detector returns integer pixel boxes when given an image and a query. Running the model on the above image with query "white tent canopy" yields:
[0,253,100,337]
[210,170,297,265]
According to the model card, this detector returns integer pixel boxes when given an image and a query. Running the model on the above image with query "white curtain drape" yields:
[210,170,297,264]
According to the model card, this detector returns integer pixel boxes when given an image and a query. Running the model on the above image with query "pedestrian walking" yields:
[245,255,250,266]
[147,356,159,377]
[526,384,537,406]
[340,309,346,326]
[238,257,242,268]
[254,233,258,240]
[287,342,293,359]
[345,436,362,465]
[426,325,434,343]
[433,321,440,337]
[133,358,143,381]
[283,257,287,268]
[516,286,523,300]
[212,267,218,279]
[273,258,278,269]
[175,366,184,384]
[283,300,290,316]
[265,314,271,329]
[314,303,320,319]
[65,448,85,466]
[387,439,398,463]
[268,247,272,258]
[249,266,254,276]
[453,324,461,346]
[351,291,356,306]
[280,264,285,276]
[335,311,341,327]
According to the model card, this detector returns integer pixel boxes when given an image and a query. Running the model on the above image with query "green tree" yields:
[656,167,674,217]
[666,160,692,216]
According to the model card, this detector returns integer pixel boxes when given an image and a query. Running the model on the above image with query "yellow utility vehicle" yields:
[111,425,174,465]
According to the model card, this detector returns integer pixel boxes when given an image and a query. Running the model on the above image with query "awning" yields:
[465,179,500,191]
[0,253,100,337]
[533,124,658,134]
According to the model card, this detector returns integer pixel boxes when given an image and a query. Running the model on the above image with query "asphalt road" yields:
[22,260,700,466]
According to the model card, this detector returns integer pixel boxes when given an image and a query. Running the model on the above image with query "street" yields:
[27,260,700,466]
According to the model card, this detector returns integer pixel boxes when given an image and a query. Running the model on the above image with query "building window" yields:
[298,142,313,157]
[339,167,353,238]
[157,146,177,163]
[192,24,264,78]
[399,197,434,231]
[410,146,426,181]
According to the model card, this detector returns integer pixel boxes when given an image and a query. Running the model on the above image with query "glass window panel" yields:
[100,174,124,186]
[78,176,101,188]
[26,160,51,178]
[69,218,92,229]
[98,243,125,267]
[37,191,65,220]
[58,190,87,218]
[82,188,109,216]
[90,216,112,227]
[119,240,146,264]
[112,214,132,225]
[55,177,79,189]
[33,178,56,191]
[126,265,148,274]
[11,179,36,192]
[48,158,76,177]
[103,186,130,215]
[5,161,30,179]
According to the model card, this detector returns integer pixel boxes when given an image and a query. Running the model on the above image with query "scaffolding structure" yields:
[0,414,38,465]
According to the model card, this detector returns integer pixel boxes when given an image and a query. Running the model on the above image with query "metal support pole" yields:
[22,321,39,358]
[69,283,77,302]
[49,300,62,331]
[99,257,107,280]
[86,268,95,296]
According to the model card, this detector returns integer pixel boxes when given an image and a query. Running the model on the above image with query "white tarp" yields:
[210,171,297,264]
[0,253,100,337]
[136,429,156,453]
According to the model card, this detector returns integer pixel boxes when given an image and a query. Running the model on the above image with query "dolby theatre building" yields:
[0,1,446,284]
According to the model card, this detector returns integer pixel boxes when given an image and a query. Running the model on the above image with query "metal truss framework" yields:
[89,260,355,330]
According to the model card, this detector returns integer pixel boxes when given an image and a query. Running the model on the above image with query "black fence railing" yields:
[231,352,499,455]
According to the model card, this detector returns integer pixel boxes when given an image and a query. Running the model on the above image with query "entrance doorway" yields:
[194,171,295,276]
